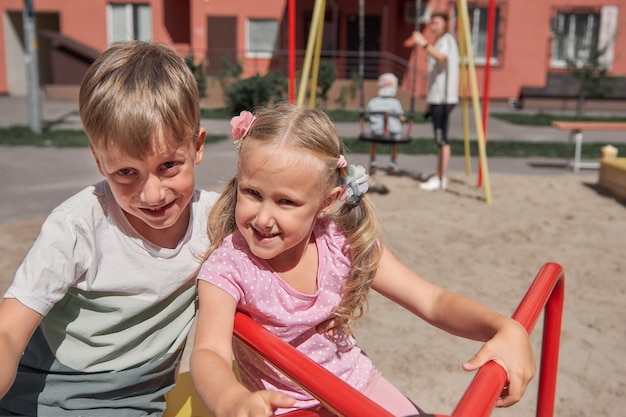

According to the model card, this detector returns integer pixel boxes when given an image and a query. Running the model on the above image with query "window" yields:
[467,6,500,65]
[246,19,279,58]
[550,12,600,68]
[107,3,152,43]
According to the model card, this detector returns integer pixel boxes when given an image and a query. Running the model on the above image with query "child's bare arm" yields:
[371,246,535,407]
[191,281,295,417]
[0,299,42,398]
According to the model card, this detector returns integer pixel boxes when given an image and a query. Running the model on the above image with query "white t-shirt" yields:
[426,32,460,105]
[2,181,218,416]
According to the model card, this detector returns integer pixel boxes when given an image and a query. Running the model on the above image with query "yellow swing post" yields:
[296,0,326,108]
[456,7,472,178]
[309,0,326,108]
[456,0,492,204]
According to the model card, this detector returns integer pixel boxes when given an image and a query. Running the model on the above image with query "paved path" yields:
[2,96,625,143]
[1,96,616,223]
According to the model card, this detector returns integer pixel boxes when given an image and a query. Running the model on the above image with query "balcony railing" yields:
[184,47,427,83]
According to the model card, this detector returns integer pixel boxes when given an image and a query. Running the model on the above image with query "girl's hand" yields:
[223,390,296,417]
[461,319,536,407]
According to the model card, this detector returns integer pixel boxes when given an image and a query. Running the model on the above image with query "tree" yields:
[567,44,613,116]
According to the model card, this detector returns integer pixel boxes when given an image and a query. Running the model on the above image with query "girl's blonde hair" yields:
[79,40,200,159]
[207,102,382,328]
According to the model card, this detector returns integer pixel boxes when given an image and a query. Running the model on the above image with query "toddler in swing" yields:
[190,103,535,417]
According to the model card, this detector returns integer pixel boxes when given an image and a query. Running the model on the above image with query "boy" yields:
[0,41,218,416]
[366,73,406,175]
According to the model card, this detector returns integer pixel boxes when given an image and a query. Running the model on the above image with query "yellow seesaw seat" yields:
[164,372,212,417]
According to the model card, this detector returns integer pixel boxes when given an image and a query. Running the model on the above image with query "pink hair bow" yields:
[336,155,347,169]
[230,110,255,147]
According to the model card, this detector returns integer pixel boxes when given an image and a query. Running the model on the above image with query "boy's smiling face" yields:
[90,128,205,248]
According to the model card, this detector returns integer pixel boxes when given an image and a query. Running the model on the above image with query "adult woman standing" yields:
[406,11,460,191]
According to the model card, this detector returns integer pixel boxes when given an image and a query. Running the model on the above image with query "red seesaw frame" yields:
[233,262,565,417]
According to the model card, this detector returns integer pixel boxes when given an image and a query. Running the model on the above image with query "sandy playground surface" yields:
[1,170,624,417]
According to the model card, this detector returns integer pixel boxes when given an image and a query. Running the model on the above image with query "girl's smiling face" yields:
[235,145,330,271]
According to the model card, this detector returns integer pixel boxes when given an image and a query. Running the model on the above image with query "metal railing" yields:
[183,47,426,83]
[233,262,565,417]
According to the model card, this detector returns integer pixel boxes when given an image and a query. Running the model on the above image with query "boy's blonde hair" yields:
[207,103,382,328]
[79,40,200,158]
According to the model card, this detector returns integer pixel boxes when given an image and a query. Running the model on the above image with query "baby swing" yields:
[356,0,417,153]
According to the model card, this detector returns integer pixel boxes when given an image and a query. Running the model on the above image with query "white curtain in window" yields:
[107,3,152,43]
[136,4,152,41]
[247,19,279,57]
[468,7,498,64]
[551,12,599,67]
[109,4,129,42]
[599,6,618,70]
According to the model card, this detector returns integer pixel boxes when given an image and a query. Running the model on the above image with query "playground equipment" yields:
[232,262,564,417]
[356,0,417,148]
[598,155,626,200]
[165,262,564,417]
[294,0,493,202]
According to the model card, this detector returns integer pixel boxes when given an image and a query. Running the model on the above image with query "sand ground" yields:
[1,163,624,416]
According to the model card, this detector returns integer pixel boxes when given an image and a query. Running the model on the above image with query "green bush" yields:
[225,71,288,115]
[334,71,359,109]
[184,55,208,98]
[317,59,337,107]
[215,56,243,97]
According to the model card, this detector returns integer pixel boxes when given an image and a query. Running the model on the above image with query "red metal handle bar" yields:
[450,262,565,417]
[233,262,565,417]
[517,262,564,417]
[233,312,394,417]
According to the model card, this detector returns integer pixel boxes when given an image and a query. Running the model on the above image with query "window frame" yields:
[466,5,500,66]
[550,10,600,69]
[245,18,279,58]
[106,3,152,43]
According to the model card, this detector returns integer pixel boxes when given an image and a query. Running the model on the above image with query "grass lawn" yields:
[205,107,626,125]
[0,126,225,148]
[490,112,626,126]
[341,137,626,159]
[3,108,625,159]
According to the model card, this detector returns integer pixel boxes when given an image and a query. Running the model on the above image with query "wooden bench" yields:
[551,121,626,173]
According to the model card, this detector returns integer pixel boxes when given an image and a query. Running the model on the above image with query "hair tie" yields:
[230,110,255,147]
[338,165,369,204]
[336,155,347,169]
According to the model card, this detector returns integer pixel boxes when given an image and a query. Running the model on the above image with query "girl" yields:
[191,103,535,417]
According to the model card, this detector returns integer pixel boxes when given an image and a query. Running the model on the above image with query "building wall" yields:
[482,0,626,101]
[0,0,187,95]
[408,0,626,103]
[1,0,624,106]
[191,0,289,77]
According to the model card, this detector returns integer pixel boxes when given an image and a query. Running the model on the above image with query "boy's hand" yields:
[461,320,536,407]
[224,390,296,417]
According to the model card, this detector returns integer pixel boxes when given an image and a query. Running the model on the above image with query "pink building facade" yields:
[1,0,624,108]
